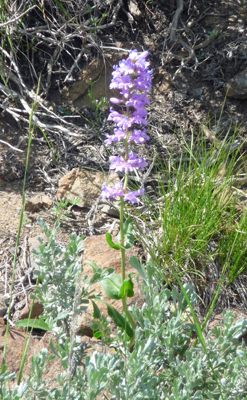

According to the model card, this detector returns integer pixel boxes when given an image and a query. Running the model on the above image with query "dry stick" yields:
[167,0,224,76]
[0,47,45,106]
[45,46,62,94]
[173,39,198,78]
[64,47,85,82]
[193,23,227,51]
[0,139,23,152]
[170,0,184,42]
[0,47,26,94]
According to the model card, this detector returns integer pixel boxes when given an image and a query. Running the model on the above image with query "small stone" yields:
[189,87,203,98]
[41,195,53,209]
[20,299,44,319]
[226,67,247,99]
[98,202,119,217]
[25,195,52,212]
[128,0,142,19]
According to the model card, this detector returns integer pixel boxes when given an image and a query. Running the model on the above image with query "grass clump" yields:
[131,128,247,291]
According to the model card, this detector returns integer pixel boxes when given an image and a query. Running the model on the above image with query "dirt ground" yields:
[1,0,247,328]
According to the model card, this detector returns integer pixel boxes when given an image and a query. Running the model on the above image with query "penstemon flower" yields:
[100,50,152,349]
[102,49,152,203]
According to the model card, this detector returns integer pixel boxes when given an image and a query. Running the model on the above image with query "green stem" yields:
[120,196,126,282]
[120,136,135,349]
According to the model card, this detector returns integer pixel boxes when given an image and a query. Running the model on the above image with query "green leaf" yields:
[119,275,134,298]
[96,299,134,338]
[49,338,60,358]
[54,311,70,321]
[93,331,102,339]
[85,261,115,284]
[91,300,101,319]
[105,233,121,250]
[128,256,147,280]
[100,273,122,300]
[117,216,135,249]
[14,319,50,331]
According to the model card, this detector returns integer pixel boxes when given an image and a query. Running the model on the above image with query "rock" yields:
[98,202,119,217]
[57,168,119,211]
[79,234,143,336]
[61,53,128,107]
[128,0,142,20]
[20,298,44,320]
[226,67,247,99]
[62,58,104,103]
[25,195,53,212]
[188,87,203,98]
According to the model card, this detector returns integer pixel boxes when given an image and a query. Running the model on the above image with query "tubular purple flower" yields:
[128,49,149,62]
[134,76,152,91]
[101,183,145,204]
[108,109,133,129]
[125,93,149,108]
[132,107,147,118]
[110,97,123,104]
[109,153,148,173]
[128,129,150,144]
[124,188,145,204]
[131,115,147,126]
[105,129,127,145]
[102,183,124,201]
[110,75,133,91]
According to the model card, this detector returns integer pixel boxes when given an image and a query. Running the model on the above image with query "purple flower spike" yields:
[102,49,152,204]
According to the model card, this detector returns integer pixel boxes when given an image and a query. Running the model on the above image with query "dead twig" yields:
[0,140,23,152]
[170,0,184,42]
